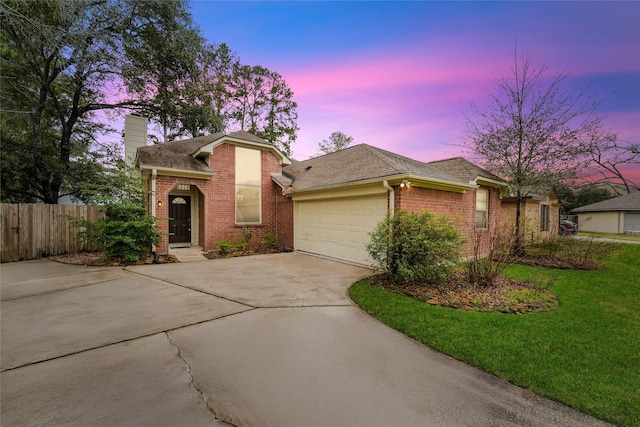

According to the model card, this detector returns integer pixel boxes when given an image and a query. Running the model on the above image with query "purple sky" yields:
[191,0,640,179]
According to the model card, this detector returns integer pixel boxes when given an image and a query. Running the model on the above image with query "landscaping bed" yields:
[50,251,177,266]
[370,273,558,314]
[203,246,284,259]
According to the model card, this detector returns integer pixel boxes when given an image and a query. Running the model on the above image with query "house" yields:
[501,189,562,241]
[129,121,508,265]
[572,191,640,234]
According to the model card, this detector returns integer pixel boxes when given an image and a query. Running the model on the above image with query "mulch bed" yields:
[49,251,178,266]
[50,246,286,266]
[370,273,558,314]
[203,247,284,260]
[508,255,600,270]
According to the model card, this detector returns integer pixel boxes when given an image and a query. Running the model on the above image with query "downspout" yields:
[151,168,159,263]
[382,180,395,272]
[383,180,394,217]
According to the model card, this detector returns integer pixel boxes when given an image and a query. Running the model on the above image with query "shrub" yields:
[216,239,236,255]
[262,232,278,249]
[71,202,161,263]
[525,234,616,269]
[367,210,463,285]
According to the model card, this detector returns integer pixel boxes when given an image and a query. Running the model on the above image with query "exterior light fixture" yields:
[157,200,163,207]
[400,180,412,188]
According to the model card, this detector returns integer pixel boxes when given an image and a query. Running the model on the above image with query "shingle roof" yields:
[274,144,502,191]
[572,191,640,212]
[136,131,271,172]
[427,157,505,183]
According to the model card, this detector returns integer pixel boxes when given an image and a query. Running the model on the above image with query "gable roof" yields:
[572,191,640,213]
[427,157,504,184]
[136,131,290,177]
[273,144,507,193]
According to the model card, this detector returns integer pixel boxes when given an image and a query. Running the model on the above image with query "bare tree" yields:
[583,129,640,195]
[463,47,609,253]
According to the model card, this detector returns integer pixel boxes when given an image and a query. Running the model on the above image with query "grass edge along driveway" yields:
[349,244,640,427]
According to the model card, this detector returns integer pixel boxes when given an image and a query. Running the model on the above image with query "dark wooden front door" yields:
[169,195,191,243]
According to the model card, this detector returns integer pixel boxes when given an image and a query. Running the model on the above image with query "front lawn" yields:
[349,244,640,427]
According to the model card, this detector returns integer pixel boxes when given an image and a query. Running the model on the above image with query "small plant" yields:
[236,227,253,251]
[367,210,463,285]
[216,239,236,256]
[262,232,278,249]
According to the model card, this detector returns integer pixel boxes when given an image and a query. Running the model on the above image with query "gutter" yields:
[150,168,158,261]
[282,174,475,197]
[383,180,394,218]
[140,165,215,179]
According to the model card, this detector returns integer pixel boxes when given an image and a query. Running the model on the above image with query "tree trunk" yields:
[513,192,526,256]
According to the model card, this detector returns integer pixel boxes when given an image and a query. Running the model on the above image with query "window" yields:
[476,189,488,229]
[540,205,550,232]
[235,147,261,224]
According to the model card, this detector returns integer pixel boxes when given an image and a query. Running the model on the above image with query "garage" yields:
[295,194,388,265]
[625,213,640,232]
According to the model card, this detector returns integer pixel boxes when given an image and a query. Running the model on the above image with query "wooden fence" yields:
[1,204,104,263]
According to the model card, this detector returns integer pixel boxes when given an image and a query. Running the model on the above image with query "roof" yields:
[502,189,559,204]
[427,157,505,184]
[136,131,287,174]
[572,191,640,213]
[273,144,507,192]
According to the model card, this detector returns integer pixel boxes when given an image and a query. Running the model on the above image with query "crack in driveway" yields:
[165,331,237,427]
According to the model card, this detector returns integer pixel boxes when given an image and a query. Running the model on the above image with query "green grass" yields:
[349,244,640,427]
[578,230,640,242]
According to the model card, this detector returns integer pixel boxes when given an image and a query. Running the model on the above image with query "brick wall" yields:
[275,187,294,248]
[395,185,501,257]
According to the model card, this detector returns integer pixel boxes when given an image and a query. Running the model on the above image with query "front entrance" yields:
[169,195,191,244]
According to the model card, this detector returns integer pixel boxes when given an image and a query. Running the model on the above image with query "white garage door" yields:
[625,213,640,232]
[296,194,388,265]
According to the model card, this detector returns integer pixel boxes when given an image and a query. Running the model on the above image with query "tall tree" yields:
[0,0,204,203]
[462,48,610,252]
[315,131,354,156]
[227,64,298,156]
[121,4,225,142]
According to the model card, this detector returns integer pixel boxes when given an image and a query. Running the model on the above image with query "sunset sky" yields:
[191,0,640,175]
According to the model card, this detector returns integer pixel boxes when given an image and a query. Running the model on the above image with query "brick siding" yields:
[395,185,502,257]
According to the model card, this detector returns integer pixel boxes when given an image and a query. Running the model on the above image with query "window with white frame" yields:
[235,147,261,224]
[476,189,489,229]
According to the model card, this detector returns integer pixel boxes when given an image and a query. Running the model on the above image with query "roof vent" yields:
[305,165,312,171]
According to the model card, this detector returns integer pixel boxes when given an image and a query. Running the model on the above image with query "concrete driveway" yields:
[1,253,610,426]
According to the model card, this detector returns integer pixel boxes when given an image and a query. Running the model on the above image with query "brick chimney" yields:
[124,114,148,167]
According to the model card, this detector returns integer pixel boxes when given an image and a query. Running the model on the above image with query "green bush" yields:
[71,202,161,263]
[366,210,463,285]
[216,239,236,255]
[262,232,278,249]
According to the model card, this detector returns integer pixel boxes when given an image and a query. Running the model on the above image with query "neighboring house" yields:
[571,192,640,234]
[501,189,562,241]
[129,123,508,265]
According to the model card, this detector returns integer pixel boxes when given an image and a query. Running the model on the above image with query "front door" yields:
[169,195,191,243]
